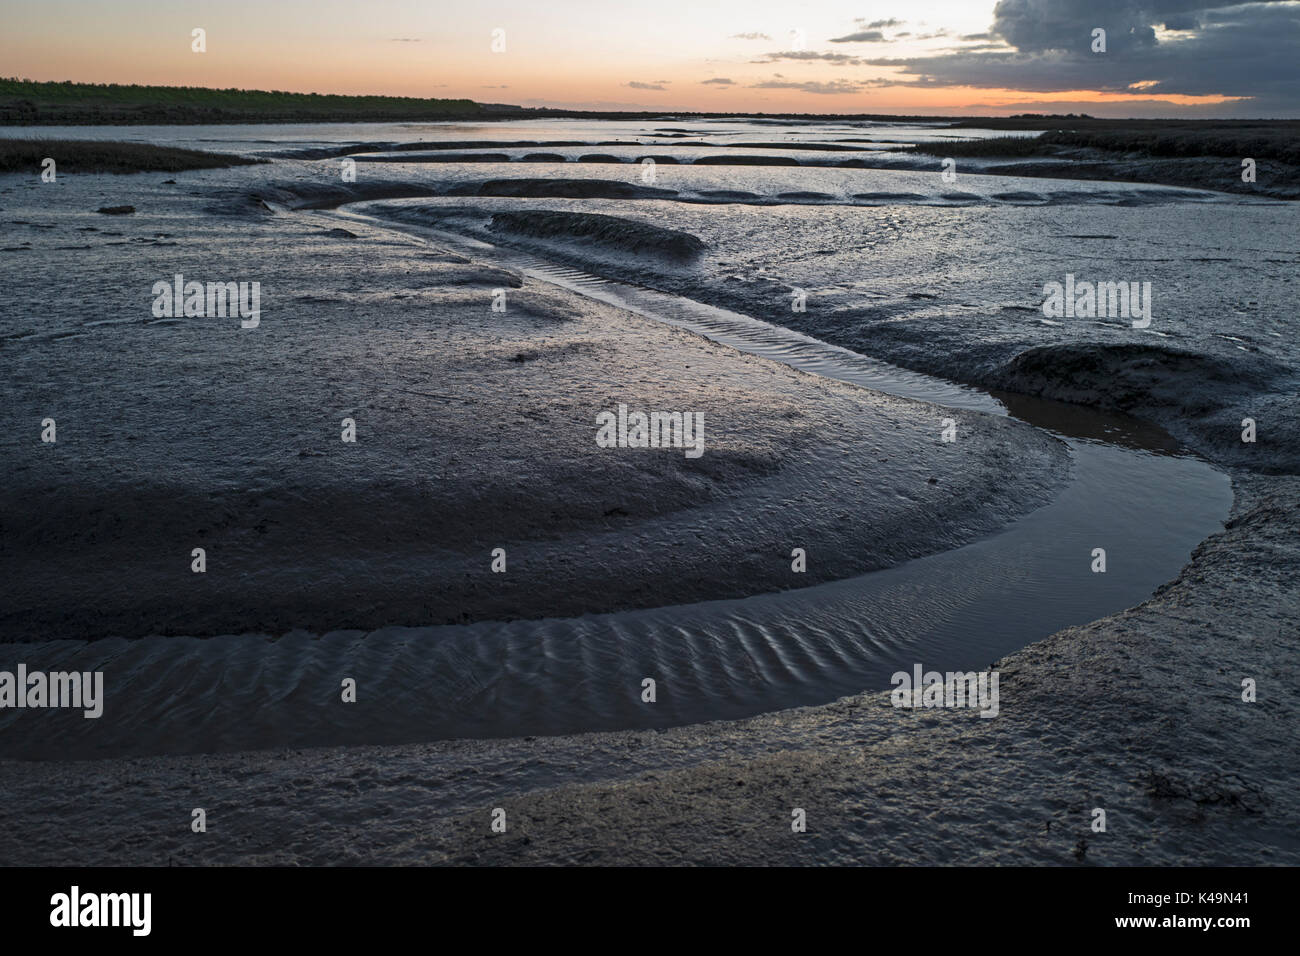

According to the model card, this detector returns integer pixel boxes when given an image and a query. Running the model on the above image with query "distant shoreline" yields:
[5,79,1299,127]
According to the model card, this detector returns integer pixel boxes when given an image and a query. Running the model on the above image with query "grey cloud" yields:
[989,0,1218,54]
[867,1,1300,114]
[830,30,886,43]
[748,78,866,94]
[756,50,865,64]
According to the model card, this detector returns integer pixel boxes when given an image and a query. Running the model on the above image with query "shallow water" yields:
[0,117,1024,154]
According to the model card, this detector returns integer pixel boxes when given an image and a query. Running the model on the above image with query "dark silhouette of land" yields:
[0,78,483,125]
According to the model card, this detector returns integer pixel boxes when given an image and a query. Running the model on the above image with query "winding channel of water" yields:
[0,206,1231,760]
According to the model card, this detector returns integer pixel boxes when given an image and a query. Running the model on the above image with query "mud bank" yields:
[259,136,1299,199]
[1,473,1293,865]
[0,173,1066,641]
[983,156,1300,201]
[1,138,1292,866]
[371,189,1294,477]
[488,209,705,258]
[994,343,1299,473]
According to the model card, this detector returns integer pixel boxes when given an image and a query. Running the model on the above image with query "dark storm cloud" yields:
[991,0,1175,53]
[864,1,1300,113]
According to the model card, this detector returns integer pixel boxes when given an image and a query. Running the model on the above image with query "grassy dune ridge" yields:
[0,78,485,125]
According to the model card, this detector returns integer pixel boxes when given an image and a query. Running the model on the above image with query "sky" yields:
[4,0,1299,116]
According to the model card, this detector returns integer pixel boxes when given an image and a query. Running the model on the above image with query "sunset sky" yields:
[5,0,1298,116]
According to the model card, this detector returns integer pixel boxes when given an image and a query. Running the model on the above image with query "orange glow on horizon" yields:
[0,0,1261,118]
